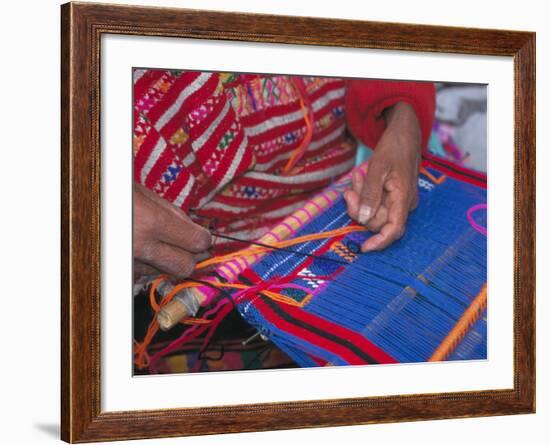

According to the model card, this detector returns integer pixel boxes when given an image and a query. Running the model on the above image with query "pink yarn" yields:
[149,299,231,368]
[280,221,297,235]
[467,204,487,236]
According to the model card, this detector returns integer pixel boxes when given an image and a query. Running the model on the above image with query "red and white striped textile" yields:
[133,70,435,253]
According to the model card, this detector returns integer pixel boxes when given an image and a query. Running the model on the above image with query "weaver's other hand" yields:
[133,182,212,279]
[344,102,421,252]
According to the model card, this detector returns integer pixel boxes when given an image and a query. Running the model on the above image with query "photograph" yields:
[132,69,488,375]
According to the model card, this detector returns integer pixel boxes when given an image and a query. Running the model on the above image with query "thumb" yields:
[358,160,387,225]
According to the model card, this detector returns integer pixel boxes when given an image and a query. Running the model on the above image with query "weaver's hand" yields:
[345,102,421,252]
[134,182,212,279]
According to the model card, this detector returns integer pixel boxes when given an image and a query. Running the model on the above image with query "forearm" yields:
[382,102,422,147]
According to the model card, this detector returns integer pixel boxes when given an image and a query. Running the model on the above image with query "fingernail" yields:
[358,205,372,225]
[361,241,373,253]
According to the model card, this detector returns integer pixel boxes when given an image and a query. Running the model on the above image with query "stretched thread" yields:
[197,189,341,305]
[428,284,487,362]
[199,225,365,270]
[213,232,353,271]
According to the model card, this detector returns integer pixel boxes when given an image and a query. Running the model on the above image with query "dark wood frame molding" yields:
[61,2,536,442]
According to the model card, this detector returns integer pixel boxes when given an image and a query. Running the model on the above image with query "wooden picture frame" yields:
[61,1,535,442]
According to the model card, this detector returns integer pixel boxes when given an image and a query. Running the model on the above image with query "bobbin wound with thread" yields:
[157,288,201,331]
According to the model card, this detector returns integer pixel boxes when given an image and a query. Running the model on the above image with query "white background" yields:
[0,0,545,444]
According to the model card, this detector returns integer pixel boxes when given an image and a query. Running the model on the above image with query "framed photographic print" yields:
[61,1,535,442]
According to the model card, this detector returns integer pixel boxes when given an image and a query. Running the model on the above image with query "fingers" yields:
[410,190,419,211]
[361,191,408,253]
[344,189,360,220]
[358,160,388,225]
[361,220,406,252]
[133,260,160,281]
[352,169,364,195]
[345,169,390,232]
[140,242,198,277]
[134,183,212,279]
[135,183,212,253]
[157,212,212,254]
[344,169,363,219]
[346,189,390,233]
[364,204,389,232]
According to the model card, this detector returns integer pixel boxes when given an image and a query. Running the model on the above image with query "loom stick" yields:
[428,284,487,362]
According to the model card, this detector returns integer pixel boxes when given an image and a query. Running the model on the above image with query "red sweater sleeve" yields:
[345,79,436,151]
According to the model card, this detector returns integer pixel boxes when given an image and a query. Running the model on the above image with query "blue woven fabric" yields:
[237,167,487,366]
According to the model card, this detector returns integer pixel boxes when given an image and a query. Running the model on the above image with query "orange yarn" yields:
[148,275,165,312]
[282,97,313,174]
[420,166,447,185]
[428,284,487,362]
[198,225,365,270]
[281,78,314,174]
[134,275,322,368]
[135,225,367,368]
[135,278,211,368]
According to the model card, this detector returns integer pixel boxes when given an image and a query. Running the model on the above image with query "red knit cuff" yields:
[345,79,436,152]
